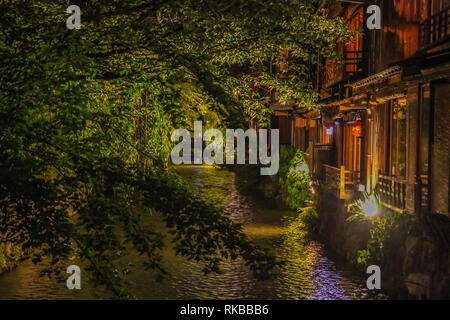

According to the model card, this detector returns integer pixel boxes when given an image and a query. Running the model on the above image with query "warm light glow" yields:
[351,121,362,137]
[359,194,379,217]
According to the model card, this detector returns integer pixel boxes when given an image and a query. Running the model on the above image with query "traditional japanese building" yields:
[267,0,449,297]
[276,0,449,221]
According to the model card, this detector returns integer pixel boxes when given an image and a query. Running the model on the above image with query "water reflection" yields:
[0,166,378,299]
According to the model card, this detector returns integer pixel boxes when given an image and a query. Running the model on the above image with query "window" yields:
[345,6,364,75]
[325,5,364,84]
[419,84,432,175]
[389,99,407,177]
[342,122,361,172]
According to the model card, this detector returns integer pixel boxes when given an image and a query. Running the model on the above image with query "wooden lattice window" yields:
[389,100,407,178]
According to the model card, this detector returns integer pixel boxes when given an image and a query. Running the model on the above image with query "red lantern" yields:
[351,121,362,137]
[325,121,334,135]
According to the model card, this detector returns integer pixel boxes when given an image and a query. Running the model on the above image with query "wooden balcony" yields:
[419,6,450,50]
[323,164,360,199]
[324,50,366,88]
[377,174,407,212]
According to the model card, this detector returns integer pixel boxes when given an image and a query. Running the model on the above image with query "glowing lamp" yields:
[360,194,379,217]
[325,121,333,136]
[351,121,362,137]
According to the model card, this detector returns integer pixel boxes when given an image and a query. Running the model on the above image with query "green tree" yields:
[0,0,352,298]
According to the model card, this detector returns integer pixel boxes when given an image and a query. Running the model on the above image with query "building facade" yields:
[264,0,450,297]
[272,0,449,223]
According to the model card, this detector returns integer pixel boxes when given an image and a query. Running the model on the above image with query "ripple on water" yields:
[0,166,382,299]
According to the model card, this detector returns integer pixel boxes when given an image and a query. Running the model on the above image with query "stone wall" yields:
[431,80,449,216]
[317,194,450,299]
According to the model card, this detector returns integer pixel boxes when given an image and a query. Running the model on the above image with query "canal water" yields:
[0,166,380,300]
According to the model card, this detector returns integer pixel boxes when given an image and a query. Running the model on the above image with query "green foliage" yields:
[283,150,313,210]
[357,211,418,267]
[263,145,298,199]
[233,147,313,210]
[0,243,24,272]
[283,203,319,246]
[0,0,352,298]
[347,190,382,222]
[230,145,296,198]
[228,161,266,195]
[297,204,320,236]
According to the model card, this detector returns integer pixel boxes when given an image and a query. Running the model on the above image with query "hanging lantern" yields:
[351,121,362,137]
[325,121,334,135]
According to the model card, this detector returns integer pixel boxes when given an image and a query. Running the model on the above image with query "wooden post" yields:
[340,165,346,199]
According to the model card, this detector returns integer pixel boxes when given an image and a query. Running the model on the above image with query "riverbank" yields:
[230,146,449,299]
[317,194,450,299]
[0,166,379,299]
[0,243,24,275]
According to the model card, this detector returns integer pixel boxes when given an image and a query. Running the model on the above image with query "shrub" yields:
[262,145,298,199]
[283,150,312,210]
[0,243,24,273]
[356,210,418,267]
[284,202,319,244]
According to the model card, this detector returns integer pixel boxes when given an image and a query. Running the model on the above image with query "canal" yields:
[0,166,380,299]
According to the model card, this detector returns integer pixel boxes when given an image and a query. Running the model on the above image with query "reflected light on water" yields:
[0,166,381,300]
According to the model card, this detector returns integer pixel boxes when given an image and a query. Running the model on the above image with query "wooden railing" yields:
[377,174,407,211]
[419,6,450,49]
[324,50,365,87]
[323,164,360,199]
[418,174,429,208]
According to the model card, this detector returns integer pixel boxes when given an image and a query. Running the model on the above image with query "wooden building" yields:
[270,0,450,222]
